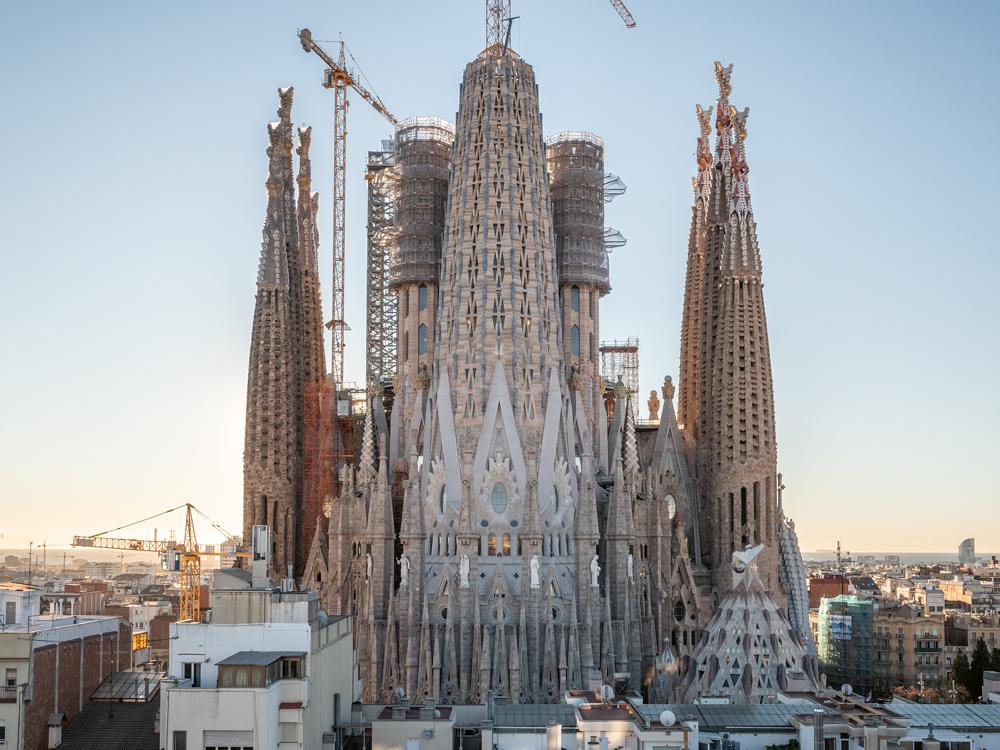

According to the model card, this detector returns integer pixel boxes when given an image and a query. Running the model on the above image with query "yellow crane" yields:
[72,503,247,623]
[297,29,398,392]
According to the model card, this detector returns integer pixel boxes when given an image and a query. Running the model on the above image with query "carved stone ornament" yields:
[481,453,519,512]
[612,375,629,400]
[368,379,386,398]
[415,363,430,390]
[567,364,582,391]
[661,375,675,402]
[590,554,601,587]
[426,458,447,514]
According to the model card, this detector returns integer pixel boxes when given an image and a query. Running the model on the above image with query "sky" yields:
[0,1,997,555]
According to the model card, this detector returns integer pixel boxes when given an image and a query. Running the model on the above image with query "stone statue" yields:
[590,554,601,587]
[613,375,629,400]
[399,554,410,588]
[460,554,470,588]
[627,552,634,582]
[647,389,660,421]
[366,552,373,579]
[529,555,540,588]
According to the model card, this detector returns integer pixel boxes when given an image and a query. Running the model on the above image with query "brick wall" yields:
[23,622,131,750]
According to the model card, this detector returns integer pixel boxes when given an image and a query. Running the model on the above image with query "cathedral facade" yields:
[245,44,813,704]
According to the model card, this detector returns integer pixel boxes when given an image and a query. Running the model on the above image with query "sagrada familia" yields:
[242,37,817,704]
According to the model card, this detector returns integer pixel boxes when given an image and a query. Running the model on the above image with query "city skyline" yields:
[1,0,997,554]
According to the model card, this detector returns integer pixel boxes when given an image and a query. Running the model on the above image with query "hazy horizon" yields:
[1,1,997,554]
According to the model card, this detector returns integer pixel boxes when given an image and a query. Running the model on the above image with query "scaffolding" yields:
[389,117,454,290]
[546,132,610,293]
[365,142,399,388]
[600,337,639,413]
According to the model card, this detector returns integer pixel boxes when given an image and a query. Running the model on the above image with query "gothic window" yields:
[589,290,595,318]
[490,483,508,514]
[570,325,580,356]
[551,484,559,513]
[440,485,447,514]
[502,534,511,556]
[418,324,427,354]
[418,284,428,310]
[570,285,580,311]
[488,534,497,555]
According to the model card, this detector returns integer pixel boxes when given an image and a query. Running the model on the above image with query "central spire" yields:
[435,48,561,436]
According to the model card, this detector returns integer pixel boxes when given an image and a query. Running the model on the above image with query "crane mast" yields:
[298,29,398,392]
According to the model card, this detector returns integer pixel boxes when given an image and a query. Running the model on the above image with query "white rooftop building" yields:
[159,526,358,750]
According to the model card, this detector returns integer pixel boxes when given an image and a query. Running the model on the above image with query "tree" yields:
[990,647,1000,672]
[953,651,972,696]
[970,638,992,699]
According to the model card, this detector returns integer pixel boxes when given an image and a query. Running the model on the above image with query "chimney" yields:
[813,709,825,750]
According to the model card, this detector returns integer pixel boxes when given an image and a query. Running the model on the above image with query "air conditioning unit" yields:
[423,730,435,739]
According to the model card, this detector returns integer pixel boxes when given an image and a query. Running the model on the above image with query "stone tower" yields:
[243,89,329,578]
[243,89,299,576]
[677,63,781,595]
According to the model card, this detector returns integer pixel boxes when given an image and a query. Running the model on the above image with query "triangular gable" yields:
[473,359,526,494]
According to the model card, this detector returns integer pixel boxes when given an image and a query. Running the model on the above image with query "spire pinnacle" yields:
[713,62,735,166]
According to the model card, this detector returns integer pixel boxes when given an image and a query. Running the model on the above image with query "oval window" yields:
[664,494,677,520]
[674,600,686,623]
[491,483,508,514]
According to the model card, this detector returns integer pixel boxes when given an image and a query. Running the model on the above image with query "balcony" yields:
[0,685,18,702]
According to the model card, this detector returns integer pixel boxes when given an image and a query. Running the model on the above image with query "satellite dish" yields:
[659,710,677,727]
[842,683,853,696]
[600,684,614,701]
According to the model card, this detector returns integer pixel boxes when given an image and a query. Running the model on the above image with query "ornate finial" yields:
[277,87,294,124]
[734,106,749,142]
[696,103,712,140]
[714,61,733,100]
[661,375,675,402]
[297,125,312,157]
[368,379,386,398]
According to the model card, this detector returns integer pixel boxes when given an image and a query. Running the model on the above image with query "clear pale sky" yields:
[1,1,997,555]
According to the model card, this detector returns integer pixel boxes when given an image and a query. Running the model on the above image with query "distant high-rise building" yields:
[959,538,976,566]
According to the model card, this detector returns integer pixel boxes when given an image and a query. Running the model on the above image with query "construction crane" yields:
[297,29,398,392]
[72,503,247,623]
[608,0,637,28]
